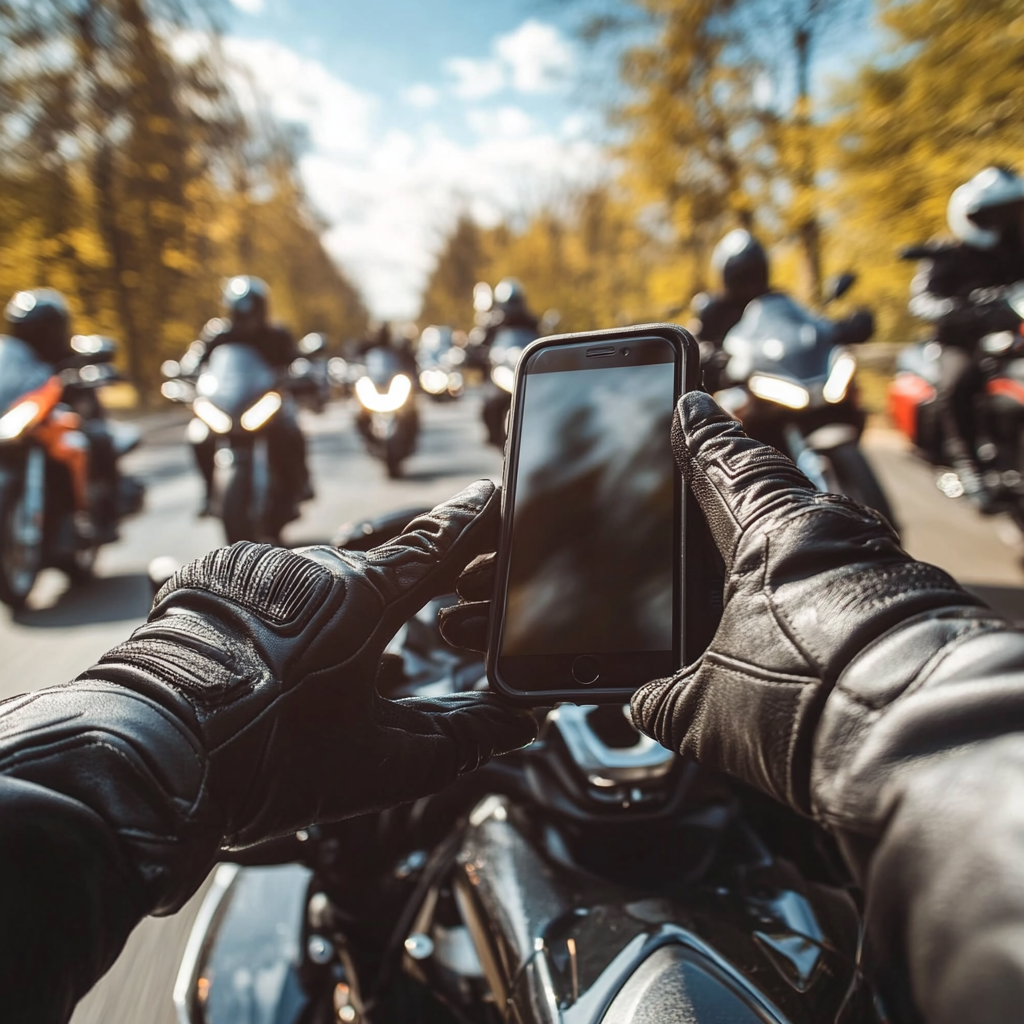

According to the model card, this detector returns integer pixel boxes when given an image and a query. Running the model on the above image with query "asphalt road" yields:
[0,394,1017,1023]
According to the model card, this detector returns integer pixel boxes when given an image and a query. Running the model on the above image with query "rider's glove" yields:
[0,481,537,918]
[630,391,985,812]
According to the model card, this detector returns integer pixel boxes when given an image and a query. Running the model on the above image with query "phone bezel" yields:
[487,323,700,705]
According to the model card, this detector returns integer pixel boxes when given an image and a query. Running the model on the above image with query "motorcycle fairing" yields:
[724,295,837,384]
[174,862,312,1024]
[198,344,278,422]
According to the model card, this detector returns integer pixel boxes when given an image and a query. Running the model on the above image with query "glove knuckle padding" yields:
[156,542,335,633]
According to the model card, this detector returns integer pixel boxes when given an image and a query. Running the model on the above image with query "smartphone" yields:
[487,324,700,704]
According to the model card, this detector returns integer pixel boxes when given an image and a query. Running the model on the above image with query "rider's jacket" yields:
[908,239,1024,349]
[185,320,299,373]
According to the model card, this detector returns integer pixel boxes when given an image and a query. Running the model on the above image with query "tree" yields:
[419,214,487,329]
[596,0,865,303]
[0,0,367,397]
[825,0,1024,339]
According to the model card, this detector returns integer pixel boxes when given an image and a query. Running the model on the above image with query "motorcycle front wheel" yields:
[823,442,898,531]
[0,478,42,609]
[220,457,256,545]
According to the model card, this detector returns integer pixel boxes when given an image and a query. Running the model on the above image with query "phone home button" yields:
[572,655,601,685]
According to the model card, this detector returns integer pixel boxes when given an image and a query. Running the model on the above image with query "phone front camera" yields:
[622,348,631,356]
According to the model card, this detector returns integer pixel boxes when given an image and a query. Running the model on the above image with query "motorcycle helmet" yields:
[222,275,270,333]
[712,229,770,302]
[3,288,71,364]
[494,277,526,314]
[947,167,1024,250]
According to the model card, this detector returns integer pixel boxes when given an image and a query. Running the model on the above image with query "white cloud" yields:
[445,56,506,100]
[445,19,575,100]
[220,34,602,318]
[401,83,441,109]
[229,0,265,15]
[495,20,575,94]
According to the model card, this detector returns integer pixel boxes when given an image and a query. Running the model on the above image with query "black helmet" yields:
[4,288,71,363]
[494,277,526,313]
[948,167,1024,250]
[711,230,769,302]
[222,275,269,333]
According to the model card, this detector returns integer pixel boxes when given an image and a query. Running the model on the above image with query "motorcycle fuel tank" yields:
[450,796,876,1024]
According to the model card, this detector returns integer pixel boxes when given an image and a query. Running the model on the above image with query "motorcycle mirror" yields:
[299,332,326,355]
[824,272,857,304]
[161,359,181,379]
[71,334,118,362]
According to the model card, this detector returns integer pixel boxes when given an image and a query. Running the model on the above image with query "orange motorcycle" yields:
[0,333,141,608]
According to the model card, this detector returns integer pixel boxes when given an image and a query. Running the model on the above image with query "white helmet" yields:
[947,167,1024,250]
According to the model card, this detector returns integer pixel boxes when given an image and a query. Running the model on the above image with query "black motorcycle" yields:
[173,507,884,1024]
[0,333,142,608]
[482,324,539,448]
[716,285,894,525]
[162,344,303,544]
[417,325,466,402]
[353,348,419,478]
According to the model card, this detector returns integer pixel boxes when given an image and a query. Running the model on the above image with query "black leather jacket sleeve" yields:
[815,617,1024,1024]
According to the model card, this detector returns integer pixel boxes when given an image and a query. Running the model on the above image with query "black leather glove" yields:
[630,391,984,810]
[0,480,536,920]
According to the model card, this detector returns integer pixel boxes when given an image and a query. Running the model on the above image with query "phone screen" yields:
[496,336,679,692]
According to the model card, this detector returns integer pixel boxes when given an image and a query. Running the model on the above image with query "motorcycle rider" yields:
[467,277,540,365]
[3,288,121,542]
[907,166,1024,510]
[181,276,313,518]
[4,399,1024,1022]
[690,229,771,393]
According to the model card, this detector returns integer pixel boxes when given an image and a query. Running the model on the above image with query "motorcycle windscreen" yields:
[724,293,836,381]
[365,347,406,386]
[0,336,52,415]
[498,345,678,688]
[198,343,277,419]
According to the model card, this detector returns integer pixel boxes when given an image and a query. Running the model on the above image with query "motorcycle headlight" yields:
[419,368,449,395]
[491,365,515,393]
[193,397,233,434]
[748,374,810,410]
[823,354,857,404]
[240,391,282,431]
[0,400,41,441]
[356,374,412,413]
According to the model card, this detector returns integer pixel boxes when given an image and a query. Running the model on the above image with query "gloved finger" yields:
[672,391,818,560]
[374,692,538,800]
[456,552,496,601]
[361,480,502,621]
[438,600,490,652]
[630,673,682,749]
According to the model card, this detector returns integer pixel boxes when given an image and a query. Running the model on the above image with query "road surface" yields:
[0,395,1015,1022]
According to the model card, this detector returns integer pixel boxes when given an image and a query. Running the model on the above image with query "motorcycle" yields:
[291,333,332,415]
[482,324,540,448]
[888,283,1024,530]
[174,506,884,1024]
[417,326,466,402]
[0,333,142,609]
[161,344,305,544]
[715,281,894,525]
[353,348,419,479]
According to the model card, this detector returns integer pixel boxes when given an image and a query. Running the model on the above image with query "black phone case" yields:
[487,322,701,705]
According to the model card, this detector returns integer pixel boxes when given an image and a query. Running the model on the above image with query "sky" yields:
[213,0,609,318]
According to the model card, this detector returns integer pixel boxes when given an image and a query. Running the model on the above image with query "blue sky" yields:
[214,0,606,317]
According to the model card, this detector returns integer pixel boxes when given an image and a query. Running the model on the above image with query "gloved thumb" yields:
[672,391,817,564]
